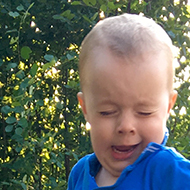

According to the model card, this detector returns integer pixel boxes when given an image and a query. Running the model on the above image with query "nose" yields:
[116,113,136,135]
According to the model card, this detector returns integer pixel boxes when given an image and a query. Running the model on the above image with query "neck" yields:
[95,167,120,187]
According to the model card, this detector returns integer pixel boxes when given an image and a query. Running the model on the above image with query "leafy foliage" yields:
[0,0,190,189]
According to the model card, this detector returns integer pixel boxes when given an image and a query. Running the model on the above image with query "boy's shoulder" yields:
[146,143,190,170]
[146,144,190,188]
[152,144,190,164]
[67,153,99,190]
[70,153,93,175]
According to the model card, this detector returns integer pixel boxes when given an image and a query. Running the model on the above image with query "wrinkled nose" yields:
[116,113,136,135]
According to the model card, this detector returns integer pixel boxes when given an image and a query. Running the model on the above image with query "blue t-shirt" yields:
[67,132,190,190]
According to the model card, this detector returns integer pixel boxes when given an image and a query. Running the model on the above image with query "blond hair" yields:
[79,13,174,90]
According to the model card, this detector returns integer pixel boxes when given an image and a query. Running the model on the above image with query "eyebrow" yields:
[135,99,156,108]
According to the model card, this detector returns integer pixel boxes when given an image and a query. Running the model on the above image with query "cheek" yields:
[139,117,165,144]
[89,119,113,145]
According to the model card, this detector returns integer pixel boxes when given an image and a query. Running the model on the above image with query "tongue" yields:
[111,145,135,160]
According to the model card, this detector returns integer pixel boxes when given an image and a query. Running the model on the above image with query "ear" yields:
[167,90,178,116]
[77,92,87,119]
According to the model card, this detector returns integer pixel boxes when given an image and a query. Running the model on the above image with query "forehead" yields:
[82,48,170,100]
[84,47,168,80]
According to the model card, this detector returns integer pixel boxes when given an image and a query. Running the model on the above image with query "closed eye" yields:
[138,112,152,116]
[100,111,117,116]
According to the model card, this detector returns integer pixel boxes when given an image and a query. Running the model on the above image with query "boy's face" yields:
[78,48,177,178]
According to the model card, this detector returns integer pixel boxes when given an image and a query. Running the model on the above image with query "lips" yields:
[111,144,139,160]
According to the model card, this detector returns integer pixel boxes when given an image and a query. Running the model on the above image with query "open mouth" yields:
[111,144,139,160]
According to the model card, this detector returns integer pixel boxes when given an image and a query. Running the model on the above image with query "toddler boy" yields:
[67,13,190,189]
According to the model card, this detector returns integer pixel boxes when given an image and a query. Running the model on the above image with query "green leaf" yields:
[89,0,96,6]
[23,175,27,183]
[1,105,11,114]
[72,153,79,161]
[15,146,22,153]
[18,118,28,128]
[0,59,3,67]
[1,182,10,185]
[21,46,32,60]
[17,4,25,11]
[16,70,25,79]
[30,63,38,77]
[91,12,98,21]
[61,10,75,20]
[56,161,62,168]
[28,78,35,85]
[6,116,17,124]
[108,1,115,9]
[9,11,20,17]
[42,62,54,71]
[36,100,44,106]
[13,106,24,113]
[29,85,34,95]
[6,62,17,70]
[44,54,54,62]
[5,125,14,132]
[20,78,30,89]
[83,0,90,6]
[66,54,74,60]
[71,1,82,5]
[56,102,63,109]
[11,134,23,142]
[100,4,107,12]
[5,29,18,34]
[21,182,27,190]
[52,15,64,20]
[15,127,23,135]
[10,37,19,45]
[42,55,56,70]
